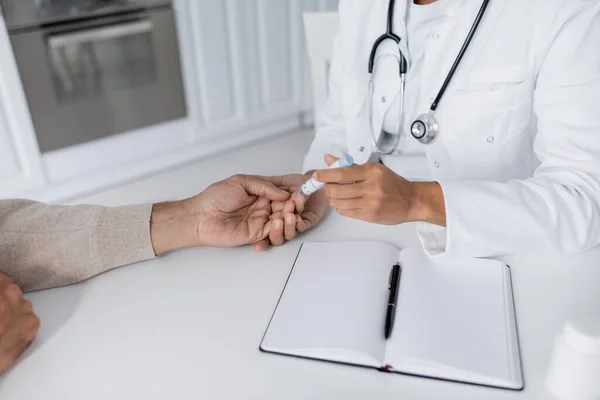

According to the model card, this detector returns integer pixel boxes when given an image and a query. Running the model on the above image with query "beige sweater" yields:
[0,199,157,292]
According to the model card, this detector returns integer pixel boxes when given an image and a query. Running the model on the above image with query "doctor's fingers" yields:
[324,181,367,200]
[313,164,370,184]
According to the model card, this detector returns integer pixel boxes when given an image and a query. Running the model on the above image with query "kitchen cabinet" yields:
[0,0,340,202]
[0,14,45,197]
[182,0,339,138]
[0,109,20,182]
[242,0,304,127]
[182,1,249,136]
[0,99,45,199]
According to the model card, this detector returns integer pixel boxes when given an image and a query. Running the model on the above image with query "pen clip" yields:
[388,263,400,289]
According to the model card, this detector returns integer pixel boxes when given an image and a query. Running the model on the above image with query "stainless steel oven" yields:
[2,0,186,153]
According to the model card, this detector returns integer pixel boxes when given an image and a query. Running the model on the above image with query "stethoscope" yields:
[368,0,491,154]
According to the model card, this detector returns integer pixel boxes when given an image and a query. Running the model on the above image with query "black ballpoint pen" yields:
[385,263,401,340]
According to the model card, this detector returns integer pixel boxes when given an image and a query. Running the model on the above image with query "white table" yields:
[1,131,599,399]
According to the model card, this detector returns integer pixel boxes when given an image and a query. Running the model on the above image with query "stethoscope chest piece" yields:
[411,113,439,144]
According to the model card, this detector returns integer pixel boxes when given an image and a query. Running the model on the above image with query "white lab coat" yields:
[303,0,600,257]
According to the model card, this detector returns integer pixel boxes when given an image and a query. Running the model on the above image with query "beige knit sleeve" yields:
[0,199,157,292]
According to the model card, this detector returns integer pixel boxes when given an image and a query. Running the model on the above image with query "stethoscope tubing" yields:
[367,0,491,152]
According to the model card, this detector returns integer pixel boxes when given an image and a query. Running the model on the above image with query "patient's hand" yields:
[150,175,291,254]
[253,174,329,251]
[0,273,40,375]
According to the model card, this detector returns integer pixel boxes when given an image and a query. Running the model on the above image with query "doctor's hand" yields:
[150,175,291,255]
[315,156,446,227]
[0,273,40,376]
[252,174,329,252]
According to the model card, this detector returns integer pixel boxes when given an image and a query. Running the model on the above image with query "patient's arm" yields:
[0,175,290,292]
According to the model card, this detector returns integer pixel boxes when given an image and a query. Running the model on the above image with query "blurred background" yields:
[0,0,339,203]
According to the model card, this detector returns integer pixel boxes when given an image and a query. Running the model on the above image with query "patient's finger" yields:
[253,239,270,252]
[284,213,298,241]
[254,220,274,252]
[292,193,308,214]
[269,218,285,247]
[271,200,286,214]
[269,211,284,221]
[282,198,297,214]
[297,212,320,233]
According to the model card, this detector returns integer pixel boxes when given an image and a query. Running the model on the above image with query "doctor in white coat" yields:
[257,0,600,257]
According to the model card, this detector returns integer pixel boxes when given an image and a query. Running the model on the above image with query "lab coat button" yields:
[432,33,440,39]
[359,146,365,152]
[487,136,495,143]
[434,162,440,168]
[381,96,387,103]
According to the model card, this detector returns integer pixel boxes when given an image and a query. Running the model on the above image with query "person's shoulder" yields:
[552,0,600,4]
[504,0,598,6]
[503,0,599,27]
[502,0,556,13]
[553,0,600,14]
[504,0,599,13]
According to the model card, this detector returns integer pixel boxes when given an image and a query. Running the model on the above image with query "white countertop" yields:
[1,131,599,399]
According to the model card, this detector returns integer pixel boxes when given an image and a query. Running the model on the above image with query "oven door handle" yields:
[47,19,153,48]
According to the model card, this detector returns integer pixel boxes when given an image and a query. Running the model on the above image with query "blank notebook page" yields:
[261,242,398,365]
[385,248,517,384]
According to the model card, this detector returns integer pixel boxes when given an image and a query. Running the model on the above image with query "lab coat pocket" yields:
[444,82,532,148]
[441,81,535,180]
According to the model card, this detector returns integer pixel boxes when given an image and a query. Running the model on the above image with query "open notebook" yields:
[260,242,523,390]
